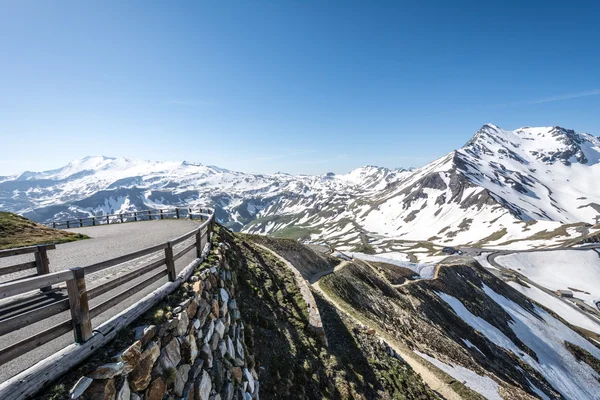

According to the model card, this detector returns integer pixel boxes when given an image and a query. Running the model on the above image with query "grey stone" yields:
[219,288,229,304]
[196,369,211,400]
[154,337,181,376]
[214,320,225,338]
[129,341,160,391]
[133,325,157,345]
[226,337,235,359]
[173,306,183,314]
[203,321,214,344]
[69,376,93,399]
[200,343,213,369]
[174,364,191,397]
[218,340,227,357]
[116,379,130,400]
[243,368,254,393]
[88,362,125,379]
[176,309,190,336]
[121,341,142,374]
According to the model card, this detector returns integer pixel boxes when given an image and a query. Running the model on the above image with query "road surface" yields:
[0,219,202,383]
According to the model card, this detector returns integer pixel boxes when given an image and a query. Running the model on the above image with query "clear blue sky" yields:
[1,0,599,175]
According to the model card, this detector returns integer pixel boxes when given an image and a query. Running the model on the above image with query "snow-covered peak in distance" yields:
[2,124,599,251]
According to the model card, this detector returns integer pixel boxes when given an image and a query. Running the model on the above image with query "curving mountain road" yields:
[0,219,202,383]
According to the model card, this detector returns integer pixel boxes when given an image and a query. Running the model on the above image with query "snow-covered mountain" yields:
[1,124,599,250]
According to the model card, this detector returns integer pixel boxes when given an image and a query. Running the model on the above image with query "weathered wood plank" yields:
[66,268,92,343]
[173,241,197,261]
[0,299,70,336]
[89,269,168,319]
[0,270,74,299]
[0,319,72,367]
[0,261,37,276]
[83,242,167,274]
[0,244,56,259]
[165,243,176,281]
[87,257,165,300]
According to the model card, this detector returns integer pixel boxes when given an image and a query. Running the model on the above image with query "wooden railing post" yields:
[196,229,203,258]
[66,267,93,343]
[134,212,138,222]
[120,213,124,223]
[106,215,110,225]
[92,217,96,226]
[175,208,180,219]
[66,220,70,229]
[160,209,164,220]
[52,222,56,229]
[148,210,152,220]
[79,218,83,228]
[165,243,176,282]
[35,245,51,292]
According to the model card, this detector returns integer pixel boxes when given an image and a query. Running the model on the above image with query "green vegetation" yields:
[271,225,321,241]
[0,212,89,250]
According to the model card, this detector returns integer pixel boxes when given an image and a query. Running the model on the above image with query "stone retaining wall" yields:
[68,242,259,400]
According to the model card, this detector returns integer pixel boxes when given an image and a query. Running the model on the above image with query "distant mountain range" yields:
[2,124,599,250]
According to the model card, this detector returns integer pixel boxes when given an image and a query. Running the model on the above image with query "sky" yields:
[1,0,599,176]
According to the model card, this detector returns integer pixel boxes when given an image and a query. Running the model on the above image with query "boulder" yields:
[200,343,213,369]
[153,337,181,376]
[226,337,235,359]
[243,368,254,393]
[116,379,130,400]
[195,370,212,400]
[121,341,142,374]
[88,362,125,380]
[214,320,225,338]
[83,378,116,400]
[219,288,229,305]
[129,341,160,392]
[146,378,166,400]
[176,309,190,336]
[69,376,93,399]
[193,280,203,295]
[187,298,199,319]
[232,367,243,384]
[133,325,157,345]
[174,364,191,397]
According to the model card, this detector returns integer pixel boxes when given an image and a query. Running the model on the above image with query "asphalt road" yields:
[0,219,202,383]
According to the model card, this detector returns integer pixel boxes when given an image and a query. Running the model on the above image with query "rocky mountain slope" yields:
[2,124,599,250]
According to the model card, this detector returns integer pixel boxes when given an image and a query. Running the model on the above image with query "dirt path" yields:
[311,277,462,400]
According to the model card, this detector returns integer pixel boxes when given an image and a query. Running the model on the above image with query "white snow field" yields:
[495,249,600,308]
[437,286,600,399]
[343,251,436,279]
[415,350,502,400]
[507,281,600,334]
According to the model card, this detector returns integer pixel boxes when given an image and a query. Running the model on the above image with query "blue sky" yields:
[1,0,599,175]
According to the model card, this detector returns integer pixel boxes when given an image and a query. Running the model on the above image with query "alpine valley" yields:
[2,124,600,256]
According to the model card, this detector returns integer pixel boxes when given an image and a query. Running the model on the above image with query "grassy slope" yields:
[218,227,437,399]
[0,212,88,250]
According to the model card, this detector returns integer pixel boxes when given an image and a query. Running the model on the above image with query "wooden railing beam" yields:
[66,267,92,343]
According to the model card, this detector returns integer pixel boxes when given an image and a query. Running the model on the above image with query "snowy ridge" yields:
[1,124,599,250]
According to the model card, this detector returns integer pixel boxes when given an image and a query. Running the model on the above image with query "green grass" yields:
[271,225,320,241]
[0,212,89,250]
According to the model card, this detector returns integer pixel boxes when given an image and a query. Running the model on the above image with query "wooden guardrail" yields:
[49,207,211,229]
[0,209,215,368]
[0,244,56,289]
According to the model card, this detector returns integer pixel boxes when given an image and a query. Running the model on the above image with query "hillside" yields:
[1,124,599,251]
[0,212,87,250]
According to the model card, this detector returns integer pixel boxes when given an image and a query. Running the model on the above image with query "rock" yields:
[182,331,198,364]
[116,379,130,400]
[174,364,191,397]
[173,306,182,314]
[200,343,213,369]
[129,341,160,392]
[233,358,244,367]
[88,362,125,379]
[183,382,195,400]
[121,341,142,374]
[219,300,228,318]
[236,340,245,360]
[219,288,229,304]
[232,367,243,384]
[213,359,224,388]
[190,275,199,282]
[176,309,190,336]
[69,376,93,399]
[225,383,234,400]
[214,320,225,338]
[146,378,166,400]
[226,337,235,359]
[244,393,252,400]
[218,340,227,357]
[131,394,141,400]
[195,370,212,400]
[154,337,181,376]
[83,378,116,400]
[193,319,201,331]
[133,325,157,345]
[244,368,254,393]
[187,298,199,318]
[366,328,376,335]
[228,299,237,311]
[203,321,214,344]
[210,332,221,351]
[211,299,219,317]
[196,299,210,326]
